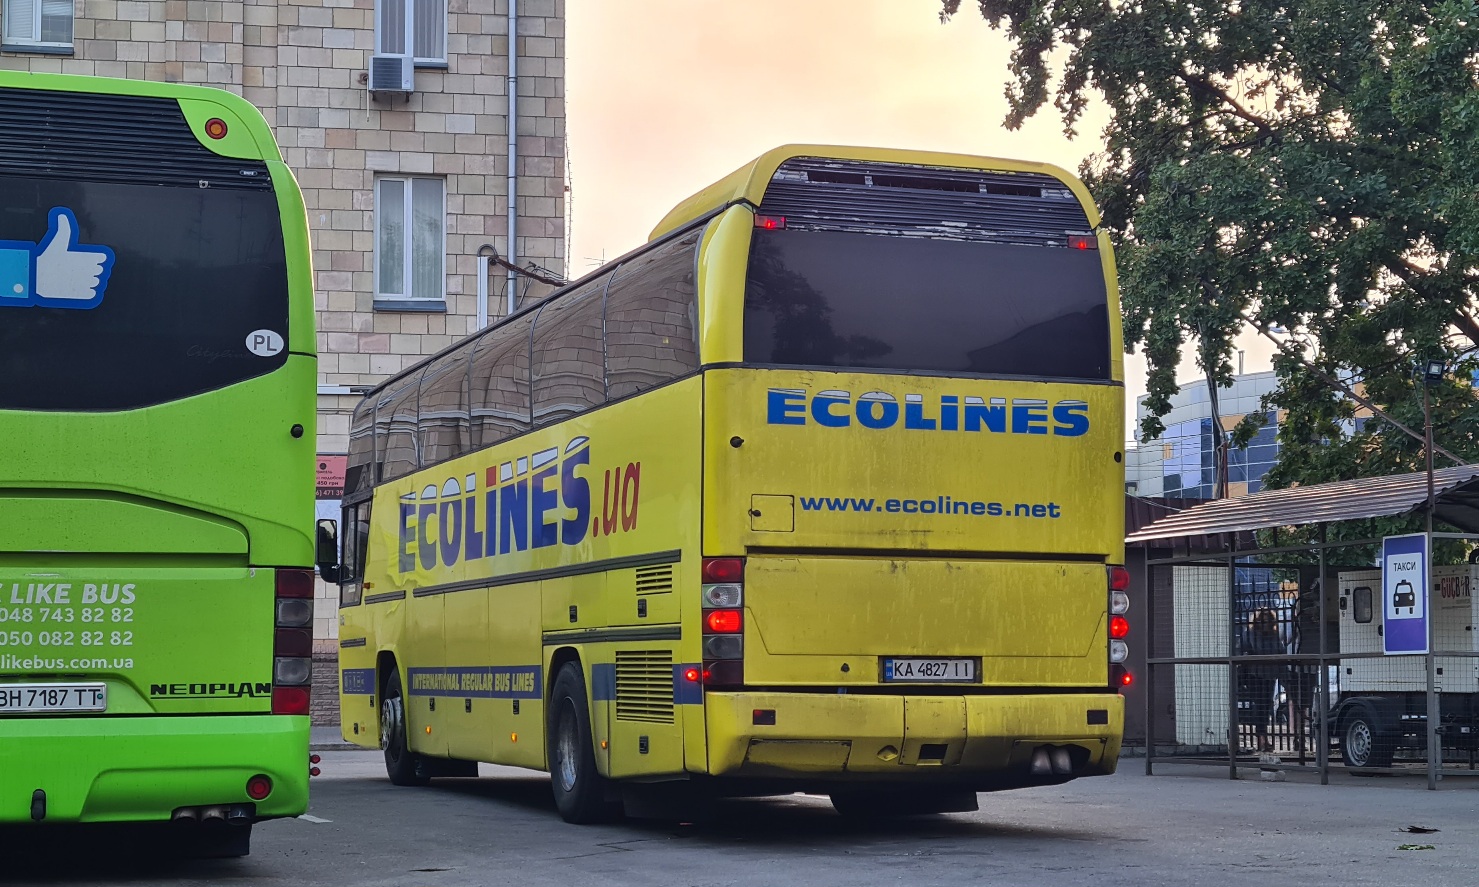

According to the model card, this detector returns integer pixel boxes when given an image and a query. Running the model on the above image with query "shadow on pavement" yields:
[407,774,1109,844]
[0,823,257,884]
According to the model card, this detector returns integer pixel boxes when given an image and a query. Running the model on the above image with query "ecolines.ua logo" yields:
[396,436,642,575]
[766,388,1090,436]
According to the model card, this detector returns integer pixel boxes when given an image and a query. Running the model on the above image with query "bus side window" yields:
[339,502,370,607]
[376,372,423,482]
[346,401,375,497]
[418,354,471,465]
[470,312,535,449]
[605,230,701,399]
[532,278,607,425]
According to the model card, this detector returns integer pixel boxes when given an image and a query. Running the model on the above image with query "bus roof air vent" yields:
[759,157,1091,245]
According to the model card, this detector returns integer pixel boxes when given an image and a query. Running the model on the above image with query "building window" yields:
[376,0,446,66]
[375,176,445,306]
[2,0,74,50]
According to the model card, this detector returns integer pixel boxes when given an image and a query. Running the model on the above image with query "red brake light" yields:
[276,568,314,598]
[1110,615,1129,639]
[1108,566,1130,591]
[1120,670,1134,687]
[1068,233,1097,250]
[682,667,701,683]
[272,686,310,715]
[704,609,743,633]
[754,215,786,230]
[702,558,744,584]
[246,774,273,800]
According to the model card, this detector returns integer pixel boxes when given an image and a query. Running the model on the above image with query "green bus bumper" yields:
[0,715,309,824]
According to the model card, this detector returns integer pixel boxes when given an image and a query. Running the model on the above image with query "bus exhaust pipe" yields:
[1030,745,1078,776]
[1030,747,1053,776]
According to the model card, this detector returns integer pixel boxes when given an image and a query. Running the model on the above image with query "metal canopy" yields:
[1125,464,1479,544]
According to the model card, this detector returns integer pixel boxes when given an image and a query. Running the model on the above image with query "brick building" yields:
[2,0,568,722]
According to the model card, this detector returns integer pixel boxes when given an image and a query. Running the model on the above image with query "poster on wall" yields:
[316,455,347,528]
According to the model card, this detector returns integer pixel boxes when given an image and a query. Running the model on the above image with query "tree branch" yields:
[1386,258,1479,350]
[1176,71,1279,144]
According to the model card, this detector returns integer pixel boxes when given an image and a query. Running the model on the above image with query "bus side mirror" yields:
[316,519,340,584]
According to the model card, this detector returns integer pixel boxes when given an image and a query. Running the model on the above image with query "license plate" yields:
[883,658,977,683]
[0,683,107,714]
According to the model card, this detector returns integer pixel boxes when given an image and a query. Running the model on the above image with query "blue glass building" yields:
[1125,371,1282,499]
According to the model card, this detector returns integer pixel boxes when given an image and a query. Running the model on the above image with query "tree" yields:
[941,0,1479,490]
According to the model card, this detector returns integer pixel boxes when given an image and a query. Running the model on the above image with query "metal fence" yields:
[1143,534,1479,787]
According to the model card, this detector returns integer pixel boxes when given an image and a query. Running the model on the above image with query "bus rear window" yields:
[0,178,290,411]
[743,229,1111,380]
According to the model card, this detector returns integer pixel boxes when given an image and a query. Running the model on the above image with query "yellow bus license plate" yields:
[883,658,977,682]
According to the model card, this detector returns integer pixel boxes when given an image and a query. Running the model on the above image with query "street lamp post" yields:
[1421,357,1445,789]
[1423,358,1444,533]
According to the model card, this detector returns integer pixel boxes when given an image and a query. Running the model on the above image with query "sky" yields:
[564,0,1277,439]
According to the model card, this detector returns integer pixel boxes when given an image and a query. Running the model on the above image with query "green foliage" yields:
[942,0,1479,486]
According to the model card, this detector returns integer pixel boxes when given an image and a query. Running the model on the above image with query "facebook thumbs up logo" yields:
[0,207,116,310]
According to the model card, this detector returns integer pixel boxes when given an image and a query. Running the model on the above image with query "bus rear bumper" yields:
[702,691,1123,786]
[0,715,310,824]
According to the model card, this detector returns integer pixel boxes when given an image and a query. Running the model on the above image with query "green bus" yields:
[0,72,316,856]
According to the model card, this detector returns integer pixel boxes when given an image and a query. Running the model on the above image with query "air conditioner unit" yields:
[368,53,414,95]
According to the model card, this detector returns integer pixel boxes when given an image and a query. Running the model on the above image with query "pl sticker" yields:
[246,329,285,357]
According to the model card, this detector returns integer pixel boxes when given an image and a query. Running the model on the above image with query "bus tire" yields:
[547,662,615,824]
[830,787,979,819]
[381,669,429,787]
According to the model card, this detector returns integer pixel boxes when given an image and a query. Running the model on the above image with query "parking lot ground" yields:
[6,751,1479,886]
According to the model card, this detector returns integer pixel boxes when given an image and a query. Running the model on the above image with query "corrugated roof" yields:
[1125,465,1479,544]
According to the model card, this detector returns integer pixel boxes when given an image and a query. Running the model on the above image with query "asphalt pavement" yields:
[7,750,1479,886]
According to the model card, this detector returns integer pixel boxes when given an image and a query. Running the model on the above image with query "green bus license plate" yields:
[0,683,106,714]
[883,658,977,682]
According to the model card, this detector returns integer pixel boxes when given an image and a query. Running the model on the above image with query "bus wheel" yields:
[381,670,428,786]
[547,662,615,823]
[830,787,979,818]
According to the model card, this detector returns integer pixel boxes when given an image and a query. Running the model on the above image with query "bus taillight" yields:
[273,568,314,715]
[1109,566,1129,692]
[702,558,744,584]
[701,557,745,688]
[704,609,742,633]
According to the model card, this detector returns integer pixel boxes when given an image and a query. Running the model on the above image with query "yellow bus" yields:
[323,145,1129,822]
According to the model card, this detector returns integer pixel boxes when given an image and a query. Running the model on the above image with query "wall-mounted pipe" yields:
[506,0,519,317]
[476,243,497,329]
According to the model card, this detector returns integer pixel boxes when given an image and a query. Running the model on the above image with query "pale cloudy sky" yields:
[564,0,1276,436]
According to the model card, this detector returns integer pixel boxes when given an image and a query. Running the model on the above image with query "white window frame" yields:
[374,176,447,304]
[2,0,74,50]
[375,0,447,67]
